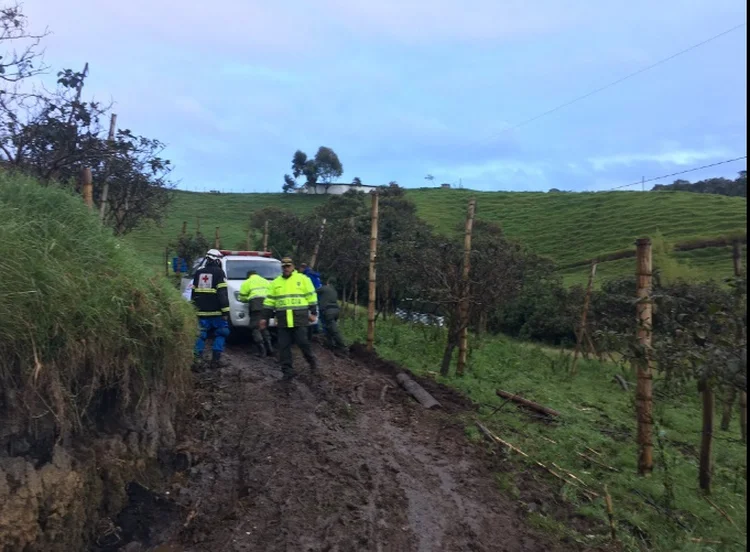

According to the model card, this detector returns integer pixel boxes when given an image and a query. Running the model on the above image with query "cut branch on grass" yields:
[476,421,598,500]
[703,495,738,528]
[577,452,620,473]
[495,389,560,417]
[604,485,617,541]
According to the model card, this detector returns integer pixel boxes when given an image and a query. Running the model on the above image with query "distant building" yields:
[440,183,451,189]
[297,182,380,195]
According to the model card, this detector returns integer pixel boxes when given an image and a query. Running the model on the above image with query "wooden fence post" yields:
[740,390,747,444]
[196,217,201,235]
[309,217,327,270]
[366,192,380,352]
[635,238,654,476]
[699,379,715,493]
[457,198,476,376]
[81,167,93,209]
[733,240,747,443]
[572,261,598,375]
[263,220,269,252]
[353,271,359,320]
[181,220,187,236]
[733,240,743,277]
[99,113,117,223]
[214,226,220,249]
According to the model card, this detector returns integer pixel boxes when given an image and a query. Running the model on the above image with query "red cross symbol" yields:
[202,275,210,283]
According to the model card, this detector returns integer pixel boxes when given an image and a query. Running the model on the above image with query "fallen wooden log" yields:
[396,373,441,409]
[613,374,629,391]
[495,389,561,417]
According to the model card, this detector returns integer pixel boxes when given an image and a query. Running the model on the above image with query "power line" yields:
[497,22,746,135]
[607,155,747,191]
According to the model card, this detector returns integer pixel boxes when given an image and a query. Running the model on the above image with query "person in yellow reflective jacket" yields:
[260,257,319,381]
[238,270,274,357]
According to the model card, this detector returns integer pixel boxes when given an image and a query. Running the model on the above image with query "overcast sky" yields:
[22,0,747,192]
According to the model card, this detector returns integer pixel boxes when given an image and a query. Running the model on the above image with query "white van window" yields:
[225,259,282,280]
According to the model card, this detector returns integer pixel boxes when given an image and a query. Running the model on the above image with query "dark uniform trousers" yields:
[277,326,316,377]
[321,307,346,350]
[248,297,271,347]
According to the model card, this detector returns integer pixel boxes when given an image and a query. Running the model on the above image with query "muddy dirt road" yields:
[106,344,572,552]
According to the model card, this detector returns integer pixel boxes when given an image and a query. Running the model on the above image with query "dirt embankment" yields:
[0,383,181,552]
[94,344,584,552]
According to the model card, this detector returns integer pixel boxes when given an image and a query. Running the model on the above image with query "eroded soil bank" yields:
[1,383,180,551]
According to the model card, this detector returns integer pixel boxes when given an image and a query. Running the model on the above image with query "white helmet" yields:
[205,249,223,264]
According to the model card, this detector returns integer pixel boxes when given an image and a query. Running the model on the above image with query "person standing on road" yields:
[299,262,322,290]
[300,262,323,340]
[260,257,319,381]
[316,278,347,352]
[239,269,275,357]
[191,249,231,369]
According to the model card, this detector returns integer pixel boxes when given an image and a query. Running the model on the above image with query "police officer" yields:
[316,277,347,352]
[260,257,319,381]
[191,249,231,369]
[239,269,274,357]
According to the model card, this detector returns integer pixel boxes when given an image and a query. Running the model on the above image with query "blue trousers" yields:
[194,317,230,356]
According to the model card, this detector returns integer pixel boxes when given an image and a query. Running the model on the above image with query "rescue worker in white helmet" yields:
[191,249,231,369]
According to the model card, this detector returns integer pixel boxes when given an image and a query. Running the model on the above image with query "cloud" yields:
[588,149,732,171]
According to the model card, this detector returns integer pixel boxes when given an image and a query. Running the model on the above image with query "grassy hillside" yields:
[407,188,746,284]
[129,188,746,284]
[128,191,327,272]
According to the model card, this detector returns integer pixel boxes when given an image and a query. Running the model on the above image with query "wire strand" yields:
[607,156,747,191]
[498,23,746,135]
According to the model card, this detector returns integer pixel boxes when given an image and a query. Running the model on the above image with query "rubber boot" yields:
[211,350,228,369]
[264,337,276,356]
[254,342,266,357]
[308,355,319,372]
[191,354,206,372]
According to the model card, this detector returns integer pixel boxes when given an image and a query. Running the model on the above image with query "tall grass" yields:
[340,316,747,551]
[0,173,196,443]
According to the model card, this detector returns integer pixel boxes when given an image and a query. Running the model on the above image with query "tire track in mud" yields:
[132,345,568,552]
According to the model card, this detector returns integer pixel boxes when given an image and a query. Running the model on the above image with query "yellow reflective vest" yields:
[263,271,318,328]
[239,274,269,302]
